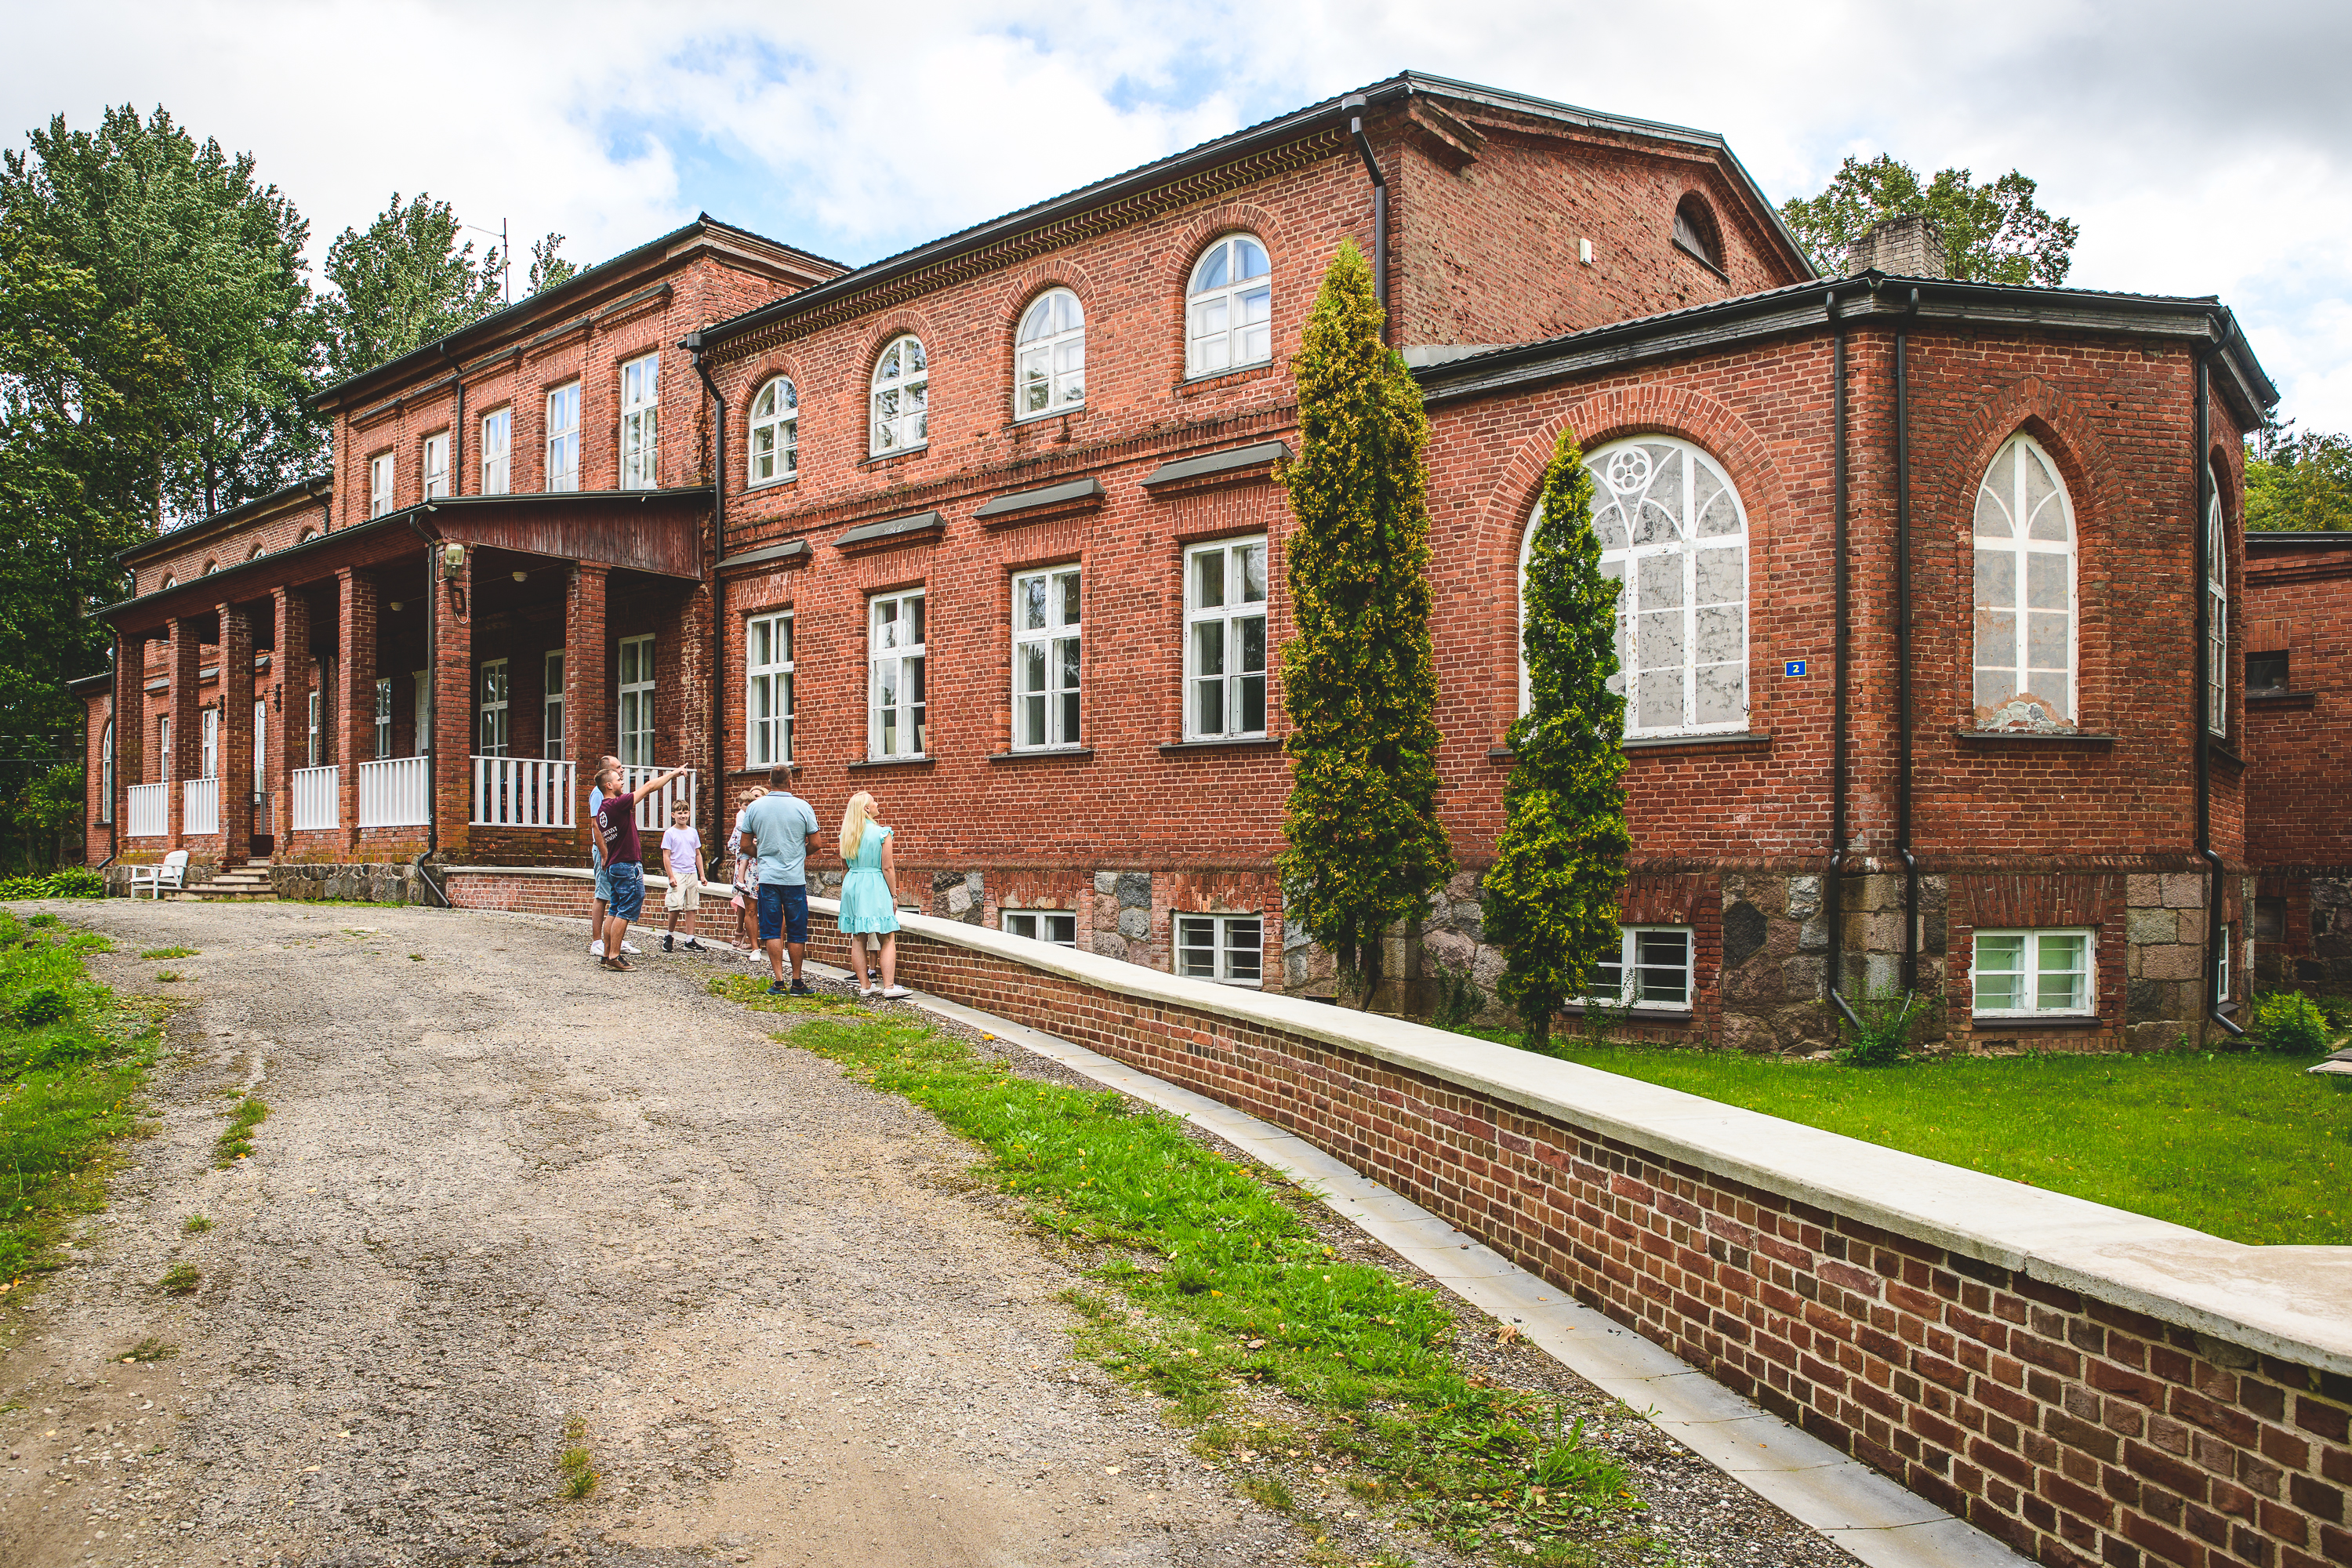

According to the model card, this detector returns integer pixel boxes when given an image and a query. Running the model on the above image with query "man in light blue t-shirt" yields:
[736,764,820,996]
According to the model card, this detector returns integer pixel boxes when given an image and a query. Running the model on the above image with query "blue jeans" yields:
[605,862,645,922]
[757,884,808,944]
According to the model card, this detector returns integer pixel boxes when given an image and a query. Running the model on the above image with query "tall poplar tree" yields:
[1484,430,1630,1049]
[1276,240,1450,1009]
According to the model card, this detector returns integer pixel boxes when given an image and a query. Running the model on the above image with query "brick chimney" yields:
[1846,214,1948,278]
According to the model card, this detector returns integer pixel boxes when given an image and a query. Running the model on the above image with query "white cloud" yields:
[7,0,2346,426]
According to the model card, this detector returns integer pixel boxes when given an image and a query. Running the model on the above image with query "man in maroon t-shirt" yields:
[593,762,691,972]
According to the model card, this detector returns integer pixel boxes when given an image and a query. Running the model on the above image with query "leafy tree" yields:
[1781,154,2079,285]
[528,233,578,295]
[0,104,319,521]
[1483,430,1630,1050]
[317,193,509,387]
[1275,240,1452,1010]
[2245,417,2352,532]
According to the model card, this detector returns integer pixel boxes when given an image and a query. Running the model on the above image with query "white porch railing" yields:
[290,764,339,832]
[618,764,698,832]
[473,756,575,828]
[126,782,169,839]
[182,776,220,837]
[359,755,432,828]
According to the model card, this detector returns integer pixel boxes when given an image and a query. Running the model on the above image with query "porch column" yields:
[217,602,256,862]
[112,630,143,839]
[166,617,201,851]
[565,564,612,823]
[274,587,310,829]
[432,548,474,856]
[336,568,376,848]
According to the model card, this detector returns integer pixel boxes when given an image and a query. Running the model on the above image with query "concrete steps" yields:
[170,860,278,902]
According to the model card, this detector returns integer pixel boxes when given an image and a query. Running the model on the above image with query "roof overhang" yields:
[120,475,332,567]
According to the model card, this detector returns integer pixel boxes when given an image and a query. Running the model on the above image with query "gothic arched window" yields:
[1972,433,2077,728]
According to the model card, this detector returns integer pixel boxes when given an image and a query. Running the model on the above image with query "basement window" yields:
[1584,927,1693,1011]
[1972,929,2093,1018]
[1177,914,1262,987]
[1004,911,1077,948]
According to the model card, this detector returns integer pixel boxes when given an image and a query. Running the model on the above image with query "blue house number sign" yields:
[1784,659,1807,678]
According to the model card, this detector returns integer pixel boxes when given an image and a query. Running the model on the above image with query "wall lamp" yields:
[439,541,466,582]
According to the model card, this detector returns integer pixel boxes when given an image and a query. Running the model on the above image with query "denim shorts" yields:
[757,884,809,944]
[605,862,645,922]
[593,858,613,903]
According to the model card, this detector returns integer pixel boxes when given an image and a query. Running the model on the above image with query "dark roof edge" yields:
[67,670,112,695]
[2246,531,2352,546]
[1414,274,2279,423]
[122,474,332,565]
[312,216,847,410]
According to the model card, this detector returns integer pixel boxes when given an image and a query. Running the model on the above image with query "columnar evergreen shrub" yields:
[1276,240,1450,1008]
[1485,430,1630,1049]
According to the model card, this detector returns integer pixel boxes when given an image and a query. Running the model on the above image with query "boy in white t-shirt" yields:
[659,800,704,953]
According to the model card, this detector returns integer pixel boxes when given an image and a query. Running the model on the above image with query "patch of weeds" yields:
[117,1337,177,1363]
[139,947,198,961]
[155,971,185,984]
[557,1416,597,1497]
[159,1264,200,1296]
[1238,1473,1298,1512]
[707,973,873,1016]
[739,1011,1643,1563]
[408,953,424,961]
[181,1214,212,1235]
[215,1098,268,1165]
[26,913,56,929]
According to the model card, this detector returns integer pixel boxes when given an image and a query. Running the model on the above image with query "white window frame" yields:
[1555,437,1750,737]
[619,353,659,490]
[480,408,511,495]
[368,452,394,517]
[1972,432,2078,728]
[373,677,393,759]
[747,377,798,485]
[1970,928,2095,1018]
[1012,566,1082,751]
[869,336,927,456]
[1014,289,1086,419]
[867,590,927,761]
[412,670,429,757]
[1176,913,1264,987]
[158,716,171,782]
[2205,466,2227,737]
[545,382,581,493]
[477,659,510,757]
[2216,921,2232,1005]
[1185,234,1272,379]
[252,699,265,787]
[99,720,113,822]
[1182,537,1269,741]
[200,706,218,779]
[1004,910,1078,947]
[542,652,564,760]
[747,612,795,767]
[1581,927,1695,1011]
[617,635,655,766]
[303,694,318,768]
[422,430,451,499]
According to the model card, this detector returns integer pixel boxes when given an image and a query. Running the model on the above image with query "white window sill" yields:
[1970,1012,2099,1027]
[864,445,929,463]
[1162,735,1278,754]
[1012,407,1085,424]
[1181,360,1275,387]
[848,754,932,771]
[746,474,797,491]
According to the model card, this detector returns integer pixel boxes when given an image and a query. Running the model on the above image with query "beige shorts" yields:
[663,879,701,912]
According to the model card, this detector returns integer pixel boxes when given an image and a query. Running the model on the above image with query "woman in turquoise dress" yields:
[837,790,907,998]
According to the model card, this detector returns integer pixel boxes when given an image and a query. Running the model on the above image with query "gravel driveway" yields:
[0,900,1854,1568]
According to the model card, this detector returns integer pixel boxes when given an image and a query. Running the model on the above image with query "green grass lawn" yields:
[1483,1034,2352,1248]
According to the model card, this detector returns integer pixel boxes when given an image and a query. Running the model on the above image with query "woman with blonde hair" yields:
[837,790,907,998]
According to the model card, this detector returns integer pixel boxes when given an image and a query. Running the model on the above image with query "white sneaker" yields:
[880,985,913,1000]
[621,940,642,955]
[590,940,605,958]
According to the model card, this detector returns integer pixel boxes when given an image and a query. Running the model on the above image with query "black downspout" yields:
[100,636,120,875]
[686,332,728,872]
[405,517,448,905]
[2193,346,2245,1039]
[1824,289,1860,1030]
[1895,287,1920,1000]
[437,345,466,499]
[1341,94,1388,336]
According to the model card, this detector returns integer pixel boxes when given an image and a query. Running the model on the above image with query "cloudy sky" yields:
[9,0,2347,430]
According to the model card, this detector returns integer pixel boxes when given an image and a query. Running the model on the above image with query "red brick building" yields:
[2242,531,2352,990]
[76,73,2278,1051]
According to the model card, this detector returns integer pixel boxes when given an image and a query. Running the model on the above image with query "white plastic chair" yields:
[126,850,190,900]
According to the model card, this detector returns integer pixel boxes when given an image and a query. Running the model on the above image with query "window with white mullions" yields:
[2216,921,2233,1004]
[369,452,394,517]
[480,408,511,495]
[1185,234,1272,378]
[412,670,428,757]
[868,591,927,760]
[1015,289,1084,418]
[1012,567,1081,750]
[542,652,564,760]
[1971,928,2093,1017]
[201,707,218,779]
[1176,914,1263,986]
[1972,434,2077,728]
[546,382,580,492]
[1183,538,1268,740]
[620,353,659,489]
[423,431,451,499]
[747,378,798,485]
[301,696,316,768]
[1583,927,1693,1010]
[99,722,112,822]
[747,612,795,767]
[2205,466,2227,736]
[477,659,510,757]
[617,636,655,765]
[374,677,393,759]
[870,336,927,456]
[1004,911,1077,947]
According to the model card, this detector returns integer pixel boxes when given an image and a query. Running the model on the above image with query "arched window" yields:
[100,720,113,824]
[2205,464,2227,735]
[1972,433,2077,728]
[297,528,317,545]
[248,543,265,561]
[159,574,176,591]
[1672,195,1722,270]
[201,560,217,575]
[1185,234,1272,378]
[748,377,798,485]
[1015,289,1085,418]
[869,336,927,456]
[1523,437,1749,735]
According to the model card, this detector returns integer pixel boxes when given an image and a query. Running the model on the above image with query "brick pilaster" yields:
[432,551,474,857]
[112,630,142,839]
[336,568,377,847]
[274,587,310,830]
[565,564,612,844]
[166,617,202,849]
[217,601,255,862]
